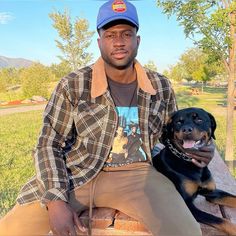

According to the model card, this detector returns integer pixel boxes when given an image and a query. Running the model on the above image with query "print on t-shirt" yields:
[106,107,146,166]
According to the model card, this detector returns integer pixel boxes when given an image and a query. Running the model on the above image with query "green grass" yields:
[0,85,235,218]
[0,110,43,217]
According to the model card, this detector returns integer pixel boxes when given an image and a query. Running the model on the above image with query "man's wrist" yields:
[46,200,67,210]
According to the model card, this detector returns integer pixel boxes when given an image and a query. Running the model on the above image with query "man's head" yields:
[97,0,140,70]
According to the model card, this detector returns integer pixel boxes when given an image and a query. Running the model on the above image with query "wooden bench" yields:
[190,88,200,95]
[77,150,236,236]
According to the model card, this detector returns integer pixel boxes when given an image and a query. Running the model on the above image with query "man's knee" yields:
[0,202,50,236]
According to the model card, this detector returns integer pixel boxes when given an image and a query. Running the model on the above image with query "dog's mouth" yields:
[173,131,209,150]
[182,139,205,149]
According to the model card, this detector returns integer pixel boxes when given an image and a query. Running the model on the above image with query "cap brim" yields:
[97,16,139,30]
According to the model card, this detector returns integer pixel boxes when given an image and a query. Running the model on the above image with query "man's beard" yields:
[101,47,138,70]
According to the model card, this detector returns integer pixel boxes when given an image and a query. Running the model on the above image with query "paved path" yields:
[0,104,46,116]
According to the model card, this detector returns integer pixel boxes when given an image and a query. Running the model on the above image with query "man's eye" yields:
[123,32,132,38]
[122,31,134,39]
[105,34,115,39]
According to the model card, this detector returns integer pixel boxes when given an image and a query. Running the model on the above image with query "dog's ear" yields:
[160,124,168,144]
[160,114,175,144]
[207,111,217,140]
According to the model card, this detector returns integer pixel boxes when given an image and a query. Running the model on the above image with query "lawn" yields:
[0,110,43,217]
[0,85,235,218]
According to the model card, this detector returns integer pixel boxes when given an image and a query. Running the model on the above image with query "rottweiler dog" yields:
[153,107,236,235]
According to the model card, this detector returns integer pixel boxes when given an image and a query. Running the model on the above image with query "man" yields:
[0,0,215,235]
[125,122,145,161]
[107,125,128,164]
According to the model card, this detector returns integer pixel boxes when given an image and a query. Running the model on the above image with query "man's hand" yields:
[186,140,216,168]
[47,200,87,236]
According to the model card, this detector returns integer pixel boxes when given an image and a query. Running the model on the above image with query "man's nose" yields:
[113,34,125,45]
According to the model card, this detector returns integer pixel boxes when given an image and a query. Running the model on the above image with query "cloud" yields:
[0,12,14,24]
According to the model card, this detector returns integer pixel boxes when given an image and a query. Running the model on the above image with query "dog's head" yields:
[161,107,216,150]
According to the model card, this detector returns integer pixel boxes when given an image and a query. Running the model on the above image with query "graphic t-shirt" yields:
[105,79,146,167]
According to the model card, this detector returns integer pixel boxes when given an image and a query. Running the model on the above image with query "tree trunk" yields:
[225,69,235,172]
[225,12,235,173]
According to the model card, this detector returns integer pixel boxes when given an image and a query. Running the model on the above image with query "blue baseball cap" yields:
[97,0,139,30]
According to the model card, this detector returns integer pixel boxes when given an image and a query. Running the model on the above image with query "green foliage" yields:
[50,61,71,81]
[165,47,226,83]
[0,110,43,216]
[144,60,158,72]
[49,9,95,71]
[0,68,20,93]
[156,0,235,62]
[21,63,54,99]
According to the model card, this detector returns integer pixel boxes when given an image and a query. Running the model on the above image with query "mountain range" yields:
[0,55,34,68]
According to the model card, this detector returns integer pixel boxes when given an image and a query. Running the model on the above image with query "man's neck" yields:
[104,63,137,84]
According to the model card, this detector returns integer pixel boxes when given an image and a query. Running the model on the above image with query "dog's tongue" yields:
[183,140,195,149]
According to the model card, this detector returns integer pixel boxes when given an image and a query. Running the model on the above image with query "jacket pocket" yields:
[74,101,108,140]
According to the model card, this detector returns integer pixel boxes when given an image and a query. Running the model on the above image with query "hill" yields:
[0,55,34,68]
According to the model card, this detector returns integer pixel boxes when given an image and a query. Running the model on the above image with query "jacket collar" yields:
[91,57,156,98]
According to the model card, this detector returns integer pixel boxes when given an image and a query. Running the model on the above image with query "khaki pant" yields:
[0,163,202,236]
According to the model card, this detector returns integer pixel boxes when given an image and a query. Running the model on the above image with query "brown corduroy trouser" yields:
[0,163,202,236]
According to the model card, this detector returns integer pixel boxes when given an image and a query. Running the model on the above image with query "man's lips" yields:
[111,50,128,59]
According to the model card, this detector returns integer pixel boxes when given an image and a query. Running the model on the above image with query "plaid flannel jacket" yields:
[17,58,177,205]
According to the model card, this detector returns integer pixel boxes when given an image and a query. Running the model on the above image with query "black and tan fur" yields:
[153,107,236,235]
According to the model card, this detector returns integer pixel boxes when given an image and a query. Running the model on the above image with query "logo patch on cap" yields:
[112,0,127,13]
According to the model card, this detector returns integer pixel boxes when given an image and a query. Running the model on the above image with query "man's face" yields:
[97,24,140,70]
[116,126,124,137]
[131,126,137,133]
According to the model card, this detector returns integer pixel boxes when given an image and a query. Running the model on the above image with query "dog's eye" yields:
[195,118,203,123]
[176,120,183,125]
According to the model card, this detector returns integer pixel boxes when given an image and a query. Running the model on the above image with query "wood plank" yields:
[114,211,150,233]
[209,150,236,193]
[91,228,152,235]
[79,207,116,229]
[208,150,236,225]
[200,223,227,236]
[195,195,225,236]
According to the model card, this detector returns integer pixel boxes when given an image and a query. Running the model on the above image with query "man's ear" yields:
[137,35,141,47]
[97,37,101,49]
[207,111,217,140]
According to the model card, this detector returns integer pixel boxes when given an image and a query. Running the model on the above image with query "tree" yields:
[181,48,225,85]
[0,68,20,91]
[156,0,236,171]
[164,47,225,85]
[164,63,188,82]
[0,68,20,100]
[50,61,71,81]
[21,63,54,99]
[49,10,95,71]
[144,60,158,72]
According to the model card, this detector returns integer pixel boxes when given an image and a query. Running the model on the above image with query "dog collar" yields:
[166,139,193,162]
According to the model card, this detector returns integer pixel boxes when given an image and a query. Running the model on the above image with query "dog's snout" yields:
[182,126,193,134]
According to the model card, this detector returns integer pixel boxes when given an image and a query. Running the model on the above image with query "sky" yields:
[0,0,194,73]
